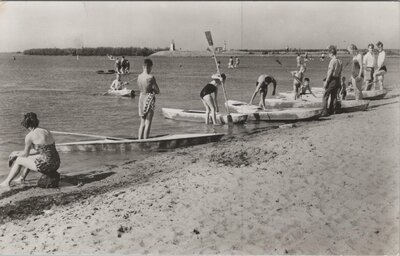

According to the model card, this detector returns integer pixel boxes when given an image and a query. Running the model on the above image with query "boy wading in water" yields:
[137,59,160,139]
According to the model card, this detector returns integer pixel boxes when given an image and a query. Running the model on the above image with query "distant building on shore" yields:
[169,40,176,52]
[215,41,227,53]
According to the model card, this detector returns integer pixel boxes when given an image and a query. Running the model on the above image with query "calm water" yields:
[0,53,399,177]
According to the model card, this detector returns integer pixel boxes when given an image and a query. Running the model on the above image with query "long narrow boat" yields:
[264,98,369,112]
[346,89,387,100]
[104,88,134,97]
[161,108,248,124]
[280,88,387,101]
[56,133,224,152]
[226,100,322,121]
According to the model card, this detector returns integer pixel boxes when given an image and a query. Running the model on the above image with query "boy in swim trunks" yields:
[137,59,160,139]
[249,75,277,110]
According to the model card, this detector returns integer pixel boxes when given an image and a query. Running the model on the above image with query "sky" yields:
[0,1,399,52]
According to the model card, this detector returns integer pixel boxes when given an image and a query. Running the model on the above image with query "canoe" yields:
[346,89,387,100]
[281,88,387,101]
[226,100,322,121]
[161,108,248,124]
[97,69,116,74]
[104,88,134,97]
[265,98,369,112]
[56,133,224,152]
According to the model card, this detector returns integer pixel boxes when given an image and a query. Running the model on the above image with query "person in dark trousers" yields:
[322,46,343,116]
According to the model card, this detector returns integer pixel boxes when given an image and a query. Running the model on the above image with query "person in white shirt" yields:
[373,41,387,90]
[363,43,376,90]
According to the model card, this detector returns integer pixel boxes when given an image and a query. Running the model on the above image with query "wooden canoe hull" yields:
[105,88,133,97]
[161,108,248,124]
[280,88,387,101]
[56,133,224,152]
[264,98,369,112]
[226,100,322,121]
[346,89,387,100]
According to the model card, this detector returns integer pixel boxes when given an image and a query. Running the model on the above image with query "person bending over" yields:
[249,75,277,110]
[200,73,226,125]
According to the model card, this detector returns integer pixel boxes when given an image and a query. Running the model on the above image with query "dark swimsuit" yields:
[351,58,362,79]
[200,83,217,98]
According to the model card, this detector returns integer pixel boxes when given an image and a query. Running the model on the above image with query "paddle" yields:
[205,31,233,124]
[275,59,304,86]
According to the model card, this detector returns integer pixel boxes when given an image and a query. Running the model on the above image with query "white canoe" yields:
[265,98,369,112]
[104,88,134,97]
[282,88,387,101]
[161,108,248,124]
[56,133,224,152]
[226,100,322,121]
[346,89,387,100]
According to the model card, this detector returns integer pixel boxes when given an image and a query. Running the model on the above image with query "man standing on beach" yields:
[322,46,342,116]
[363,43,376,90]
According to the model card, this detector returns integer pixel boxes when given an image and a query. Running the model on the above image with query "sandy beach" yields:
[0,96,398,255]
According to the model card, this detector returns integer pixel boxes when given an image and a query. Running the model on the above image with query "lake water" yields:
[0,53,399,177]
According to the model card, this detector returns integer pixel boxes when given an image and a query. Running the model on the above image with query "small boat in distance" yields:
[56,133,224,152]
[161,108,248,125]
[97,70,116,75]
[104,88,134,97]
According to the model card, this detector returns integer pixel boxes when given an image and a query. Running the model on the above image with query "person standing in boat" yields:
[121,56,130,74]
[0,113,61,191]
[321,46,343,116]
[347,44,363,100]
[137,59,160,140]
[373,41,387,90]
[200,73,226,125]
[115,57,122,74]
[363,43,376,90]
[249,75,277,110]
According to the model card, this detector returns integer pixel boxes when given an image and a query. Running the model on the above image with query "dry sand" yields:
[0,98,399,255]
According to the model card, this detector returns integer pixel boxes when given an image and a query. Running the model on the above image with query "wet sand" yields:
[0,97,399,254]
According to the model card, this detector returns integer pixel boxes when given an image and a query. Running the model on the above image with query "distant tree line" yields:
[23,47,169,56]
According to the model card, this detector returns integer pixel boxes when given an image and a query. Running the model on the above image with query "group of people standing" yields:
[228,56,240,69]
[108,55,130,74]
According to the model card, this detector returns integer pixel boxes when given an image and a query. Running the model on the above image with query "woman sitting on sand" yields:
[0,112,61,191]
[138,59,160,140]
[200,73,226,125]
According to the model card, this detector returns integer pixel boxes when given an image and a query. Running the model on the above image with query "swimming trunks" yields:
[379,65,387,72]
[200,83,217,98]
